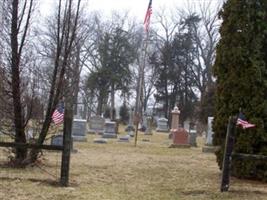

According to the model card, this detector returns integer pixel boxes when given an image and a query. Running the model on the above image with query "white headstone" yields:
[144,116,153,135]
[183,120,190,132]
[156,118,169,132]
[206,117,214,145]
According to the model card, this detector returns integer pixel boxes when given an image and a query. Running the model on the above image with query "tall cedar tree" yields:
[213,0,267,181]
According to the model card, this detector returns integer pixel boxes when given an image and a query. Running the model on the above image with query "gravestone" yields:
[125,108,135,132]
[93,138,108,144]
[72,119,87,142]
[183,120,190,132]
[118,135,130,142]
[206,117,214,145]
[169,106,190,148]
[51,134,74,151]
[144,116,153,135]
[202,117,218,153]
[183,120,197,147]
[156,118,169,132]
[102,121,117,138]
[189,129,197,147]
[170,128,190,148]
[88,116,105,134]
[51,134,63,146]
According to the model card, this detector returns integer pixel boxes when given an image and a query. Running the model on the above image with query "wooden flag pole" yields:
[220,116,237,192]
[60,98,74,186]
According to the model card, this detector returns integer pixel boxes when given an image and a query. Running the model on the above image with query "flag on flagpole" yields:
[144,0,152,32]
[52,102,64,125]
[236,112,256,129]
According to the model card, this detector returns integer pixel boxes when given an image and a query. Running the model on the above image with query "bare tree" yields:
[179,0,222,96]
[151,7,180,118]
[29,0,82,163]
[0,0,35,165]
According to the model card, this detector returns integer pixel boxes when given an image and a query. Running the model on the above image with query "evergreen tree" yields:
[198,83,216,124]
[86,26,135,117]
[213,0,267,181]
[119,102,129,124]
[98,28,135,120]
[153,15,199,123]
[86,69,109,115]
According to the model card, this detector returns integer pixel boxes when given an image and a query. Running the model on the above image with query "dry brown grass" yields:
[0,129,267,200]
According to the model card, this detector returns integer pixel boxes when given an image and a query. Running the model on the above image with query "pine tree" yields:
[213,0,267,181]
[119,102,129,124]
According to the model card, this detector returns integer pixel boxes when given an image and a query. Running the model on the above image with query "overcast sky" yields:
[39,0,222,21]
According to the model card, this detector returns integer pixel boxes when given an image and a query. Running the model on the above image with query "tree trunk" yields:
[11,0,27,163]
[30,0,82,163]
[110,83,115,120]
[164,73,169,119]
[97,94,103,115]
[60,91,74,186]
[73,45,81,116]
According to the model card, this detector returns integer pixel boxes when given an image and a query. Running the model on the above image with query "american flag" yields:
[52,102,64,125]
[144,0,152,32]
[236,112,256,129]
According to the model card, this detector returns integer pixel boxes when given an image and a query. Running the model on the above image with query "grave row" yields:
[51,117,118,146]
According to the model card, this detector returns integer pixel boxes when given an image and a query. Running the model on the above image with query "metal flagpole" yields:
[134,2,152,146]
[134,34,149,147]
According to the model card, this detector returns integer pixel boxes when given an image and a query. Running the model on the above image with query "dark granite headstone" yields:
[51,135,63,146]
[118,135,130,142]
[88,116,105,134]
[72,119,87,141]
[93,138,108,144]
[51,134,74,151]
[102,121,117,138]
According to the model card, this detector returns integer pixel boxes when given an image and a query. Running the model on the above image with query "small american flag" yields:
[236,112,256,129]
[52,102,64,125]
[144,0,152,32]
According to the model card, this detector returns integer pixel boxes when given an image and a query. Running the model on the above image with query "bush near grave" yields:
[213,0,267,181]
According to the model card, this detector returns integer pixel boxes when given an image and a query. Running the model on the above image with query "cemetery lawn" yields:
[1,130,267,200]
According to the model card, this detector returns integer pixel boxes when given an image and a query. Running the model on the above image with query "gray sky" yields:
[39,0,221,21]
